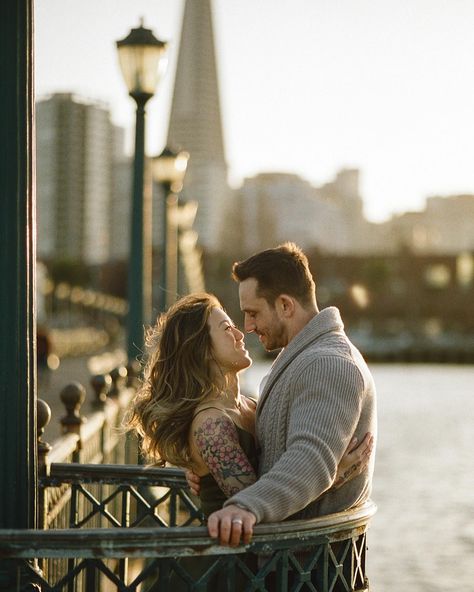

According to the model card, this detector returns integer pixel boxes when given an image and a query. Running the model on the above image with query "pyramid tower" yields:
[166,0,231,253]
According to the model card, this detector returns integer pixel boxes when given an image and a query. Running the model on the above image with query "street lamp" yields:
[116,21,168,361]
[152,147,190,310]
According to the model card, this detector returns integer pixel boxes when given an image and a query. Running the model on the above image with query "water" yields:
[241,362,474,591]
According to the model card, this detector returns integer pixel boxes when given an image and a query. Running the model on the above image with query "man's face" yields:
[238,278,288,351]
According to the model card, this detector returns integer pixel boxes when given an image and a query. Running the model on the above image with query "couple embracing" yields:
[128,242,376,552]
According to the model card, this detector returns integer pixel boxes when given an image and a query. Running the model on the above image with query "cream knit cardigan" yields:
[225,306,377,523]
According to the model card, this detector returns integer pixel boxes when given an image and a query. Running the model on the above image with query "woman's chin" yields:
[235,356,252,372]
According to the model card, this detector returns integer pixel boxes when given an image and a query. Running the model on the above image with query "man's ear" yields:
[276,294,295,317]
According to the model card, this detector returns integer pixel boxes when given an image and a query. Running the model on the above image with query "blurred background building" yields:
[36,89,474,264]
[36,3,474,269]
[34,0,474,349]
[36,93,127,266]
[166,0,232,253]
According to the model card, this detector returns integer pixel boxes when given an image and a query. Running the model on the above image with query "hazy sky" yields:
[35,0,474,222]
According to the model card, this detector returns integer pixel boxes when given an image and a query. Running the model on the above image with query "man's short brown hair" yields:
[232,242,316,307]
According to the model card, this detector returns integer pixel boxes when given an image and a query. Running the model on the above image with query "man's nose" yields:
[244,315,255,333]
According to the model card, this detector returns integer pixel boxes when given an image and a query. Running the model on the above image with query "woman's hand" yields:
[333,432,374,490]
[185,469,201,496]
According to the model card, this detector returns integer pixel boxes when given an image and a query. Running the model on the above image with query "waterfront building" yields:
[36,93,125,265]
[234,168,372,256]
[317,168,372,254]
[234,172,333,254]
[381,194,474,255]
[166,0,232,253]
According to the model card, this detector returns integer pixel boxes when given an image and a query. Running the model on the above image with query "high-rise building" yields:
[166,0,232,252]
[36,93,125,265]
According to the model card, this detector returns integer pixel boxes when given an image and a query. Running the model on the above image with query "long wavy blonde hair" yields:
[127,293,223,468]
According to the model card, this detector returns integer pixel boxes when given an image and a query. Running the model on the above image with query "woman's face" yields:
[207,308,252,373]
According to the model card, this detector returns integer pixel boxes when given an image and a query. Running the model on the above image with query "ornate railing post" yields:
[37,399,52,472]
[126,358,141,388]
[36,399,52,580]
[124,362,140,465]
[59,383,86,463]
[108,365,128,399]
[91,373,112,464]
[37,399,52,530]
[90,373,112,410]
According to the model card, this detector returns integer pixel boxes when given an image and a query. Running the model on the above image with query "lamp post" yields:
[116,21,168,361]
[152,147,189,311]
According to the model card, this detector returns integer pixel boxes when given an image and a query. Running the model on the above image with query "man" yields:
[206,243,377,547]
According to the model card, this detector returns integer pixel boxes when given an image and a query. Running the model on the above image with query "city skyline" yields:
[36,0,474,223]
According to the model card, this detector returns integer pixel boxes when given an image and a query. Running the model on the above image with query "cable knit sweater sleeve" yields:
[224,355,365,523]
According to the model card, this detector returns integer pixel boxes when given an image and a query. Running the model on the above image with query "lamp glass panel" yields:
[118,45,168,95]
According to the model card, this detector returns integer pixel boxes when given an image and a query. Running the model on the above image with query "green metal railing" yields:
[43,463,203,529]
[0,462,376,591]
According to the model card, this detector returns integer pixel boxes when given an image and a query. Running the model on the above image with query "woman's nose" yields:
[233,326,244,340]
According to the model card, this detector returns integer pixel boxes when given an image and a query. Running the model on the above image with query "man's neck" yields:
[286,305,319,344]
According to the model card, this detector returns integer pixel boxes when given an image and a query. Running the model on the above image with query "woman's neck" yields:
[208,371,240,407]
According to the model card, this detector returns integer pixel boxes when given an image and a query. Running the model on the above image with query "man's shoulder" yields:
[295,330,355,366]
[289,336,369,386]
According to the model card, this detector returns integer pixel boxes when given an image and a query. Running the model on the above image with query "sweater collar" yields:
[257,307,344,409]
[283,306,344,358]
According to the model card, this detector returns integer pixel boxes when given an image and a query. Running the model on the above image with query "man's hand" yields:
[333,432,374,490]
[207,504,256,547]
[185,469,201,496]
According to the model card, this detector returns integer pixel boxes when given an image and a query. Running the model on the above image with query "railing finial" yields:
[109,366,128,398]
[37,398,52,470]
[90,373,112,408]
[59,382,86,437]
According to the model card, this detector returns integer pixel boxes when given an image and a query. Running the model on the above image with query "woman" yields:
[128,293,372,518]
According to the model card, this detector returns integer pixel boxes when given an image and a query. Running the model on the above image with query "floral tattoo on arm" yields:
[332,461,361,490]
[193,414,257,497]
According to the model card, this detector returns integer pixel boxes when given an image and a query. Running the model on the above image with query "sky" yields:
[35,0,474,222]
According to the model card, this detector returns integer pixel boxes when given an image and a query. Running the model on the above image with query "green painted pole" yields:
[127,96,151,361]
[0,1,39,587]
[0,0,37,532]
[160,182,170,312]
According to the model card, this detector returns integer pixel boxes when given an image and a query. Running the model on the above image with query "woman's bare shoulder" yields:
[192,403,228,423]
